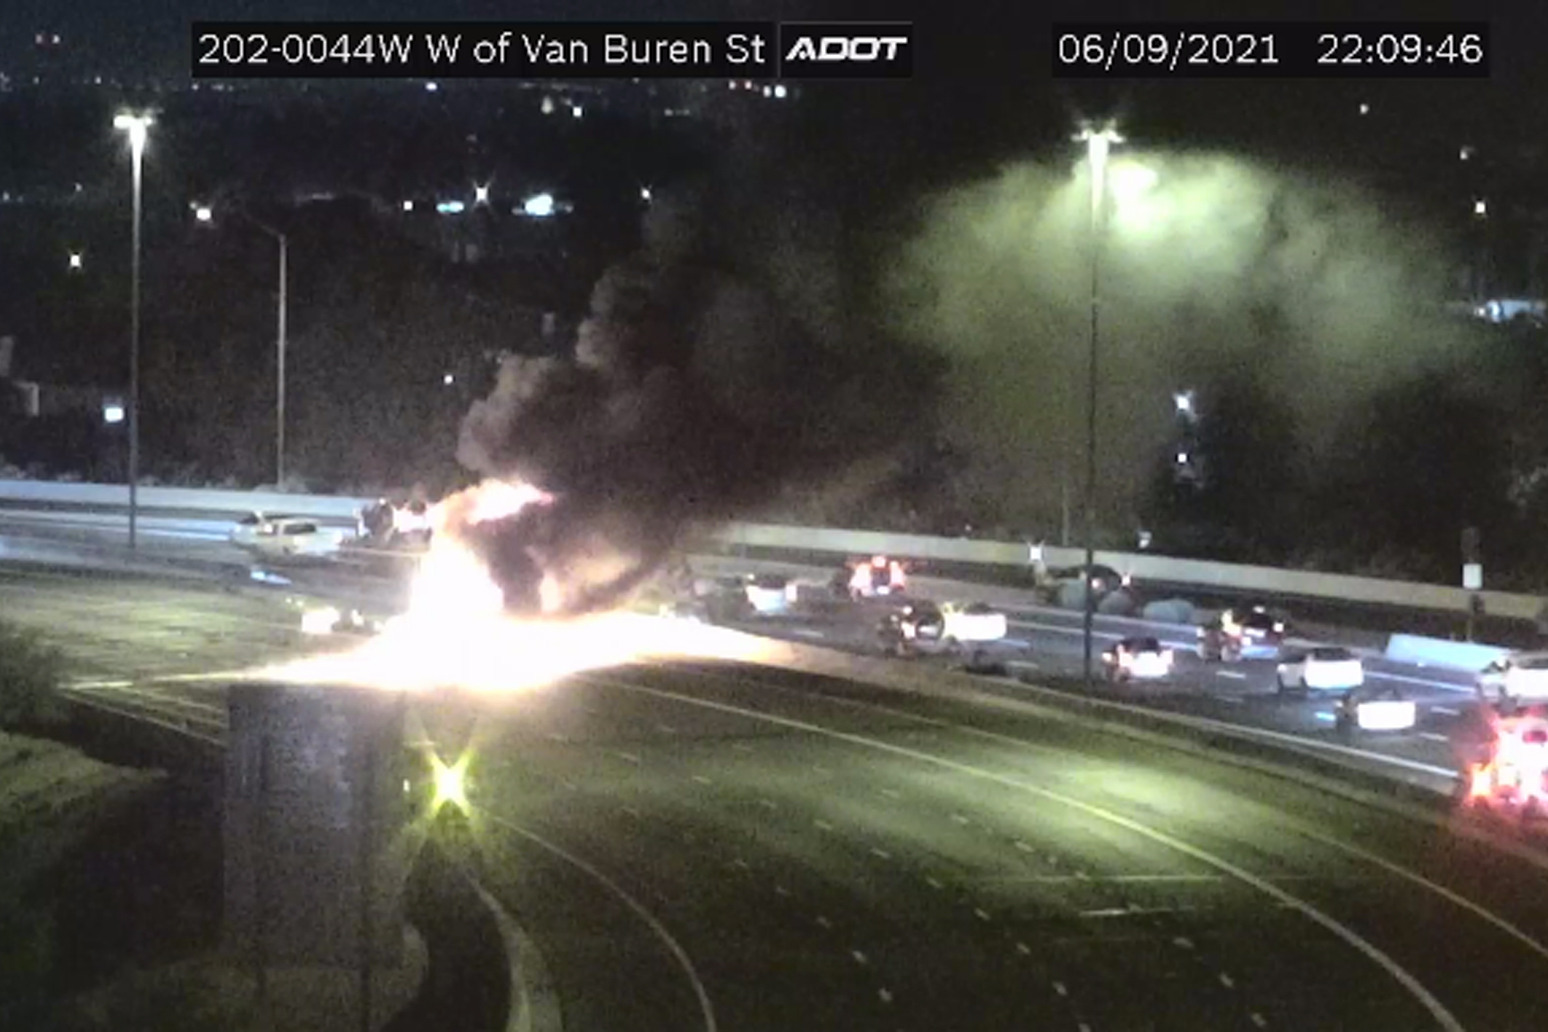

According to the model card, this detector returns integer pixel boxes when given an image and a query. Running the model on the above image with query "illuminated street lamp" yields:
[67,250,83,270]
[1076,122,1122,686]
[194,204,212,222]
[113,111,152,550]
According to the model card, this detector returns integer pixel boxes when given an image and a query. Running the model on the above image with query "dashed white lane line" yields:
[1434,706,1461,716]
[1215,696,1244,705]
[1174,936,1194,950]
[1079,1023,1093,1032]
[926,876,944,890]
[1251,1013,1268,1028]
[816,915,833,929]
[774,885,791,898]
[814,818,834,831]
[607,678,1470,1032]
[791,628,827,639]
[616,751,642,764]
[1215,670,1249,680]
[759,799,778,810]
[1053,981,1069,997]
[1219,972,1235,989]
[851,949,868,965]
[1016,942,1031,955]
[657,723,677,734]
[951,813,970,825]
[878,988,893,1004]
[691,774,713,785]
[730,858,751,871]
[880,787,902,799]
[1419,732,1450,743]
[974,907,992,922]
[732,742,754,753]
[1014,840,1033,853]
[871,847,893,860]
[622,806,641,818]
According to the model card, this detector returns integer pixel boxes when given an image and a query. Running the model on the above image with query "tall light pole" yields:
[222,210,289,485]
[114,112,152,550]
[1077,123,1122,687]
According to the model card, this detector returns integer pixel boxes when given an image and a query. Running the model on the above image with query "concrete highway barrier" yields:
[1384,634,1510,673]
[1,478,1543,624]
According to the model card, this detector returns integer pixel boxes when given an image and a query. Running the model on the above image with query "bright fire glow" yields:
[248,478,774,694]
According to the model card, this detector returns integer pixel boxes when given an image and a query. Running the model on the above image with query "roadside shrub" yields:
[0,621,67,730]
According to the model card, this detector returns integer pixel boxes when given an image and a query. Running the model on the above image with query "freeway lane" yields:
[0,510,1492,784]
[7,557,1547,1029]
[457,661,1548,1031]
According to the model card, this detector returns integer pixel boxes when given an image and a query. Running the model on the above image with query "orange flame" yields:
[249,478,771,693]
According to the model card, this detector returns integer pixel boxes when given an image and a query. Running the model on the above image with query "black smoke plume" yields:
[447,193,940,616]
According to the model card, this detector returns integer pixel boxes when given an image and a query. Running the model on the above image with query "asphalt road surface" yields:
[6,563,1548,1029]
[0,511,1494,783]
[451,661,1548,1032]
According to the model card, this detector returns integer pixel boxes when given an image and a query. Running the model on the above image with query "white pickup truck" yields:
[881,601,1010,670]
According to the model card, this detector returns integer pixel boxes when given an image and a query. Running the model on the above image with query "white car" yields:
[1333,686,1417,732]
[230,511,298,547]
[1276,647,1365,694]
[938,602,1008,643]
[744,574,798,615]
[243,518,348,560]
[1102,636,1174,682]
[1478,652,1548,705]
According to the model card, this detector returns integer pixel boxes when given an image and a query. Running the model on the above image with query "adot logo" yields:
[779,22,913,77]
[784,35,909,62]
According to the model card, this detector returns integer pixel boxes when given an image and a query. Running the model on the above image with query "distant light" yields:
[1174,391,1194,413]
[402,199,414,212]
[774,84,788,99]
[68,251,82,269]
[73,182,82,192]
[112,111,153,151]
[1474,198,1488,217]
[743,80,753,89]
[474,182,490,205]
[442,372,454,385]
[436,200,465,215]
[762,85,772,97]
[1358,102,1370,115]
[1176,451,1189,464]
[424,81,438,92]
[541,95,555,114]
[640,185,652,202]
[103,403,124,424]
[572,104,583,118]
[431,753,470,814]
[1460,144,1476,161]
[194,205,212,222]
[523,192,555,217]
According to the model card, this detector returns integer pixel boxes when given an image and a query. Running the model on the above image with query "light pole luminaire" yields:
[1078,124,1121,687]
[114,112,152,550]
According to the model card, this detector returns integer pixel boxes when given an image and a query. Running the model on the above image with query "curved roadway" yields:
[457,661,1548,1032]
